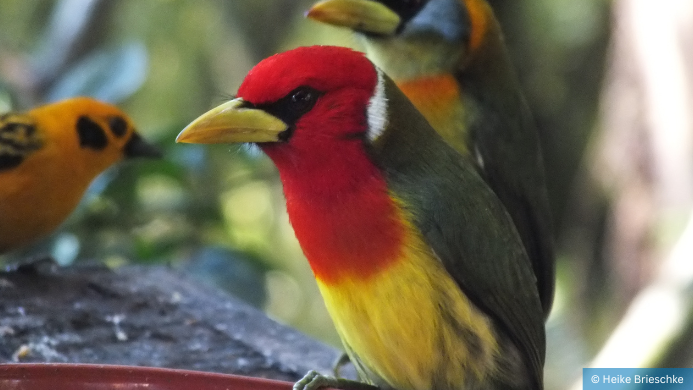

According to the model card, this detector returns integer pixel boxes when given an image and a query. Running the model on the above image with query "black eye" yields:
[289,88,318,115]
[108,116,128,138]
[253,86,323,141]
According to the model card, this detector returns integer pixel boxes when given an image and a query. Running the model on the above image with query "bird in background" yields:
[0,97,161,254]
[307,0,556,318]
[178,45,545,390]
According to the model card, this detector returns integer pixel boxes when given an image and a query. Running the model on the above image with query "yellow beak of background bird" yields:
[306,0,401,35]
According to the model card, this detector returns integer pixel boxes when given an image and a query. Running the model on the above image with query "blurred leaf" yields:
[0,80,15,112]
[179,246,268,308]
[46,42,148,103]
[30,0,111,88]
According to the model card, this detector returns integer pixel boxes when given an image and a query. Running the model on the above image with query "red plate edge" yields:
[0,363,295,390]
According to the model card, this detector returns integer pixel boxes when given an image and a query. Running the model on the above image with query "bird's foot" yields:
[294,370,378,390]
[332,353,351,378]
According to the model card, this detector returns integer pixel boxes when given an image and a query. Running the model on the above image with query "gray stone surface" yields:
[0,262,341,381]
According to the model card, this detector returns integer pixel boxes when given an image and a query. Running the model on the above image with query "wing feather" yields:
[0,113,42,171]
[373,76,545,388]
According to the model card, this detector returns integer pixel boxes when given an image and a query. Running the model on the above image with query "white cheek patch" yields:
[366,69,389,142]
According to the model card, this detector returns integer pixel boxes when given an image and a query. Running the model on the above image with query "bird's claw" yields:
[294,370,378,390]
[332,353,351,378]
[294,371,331,390]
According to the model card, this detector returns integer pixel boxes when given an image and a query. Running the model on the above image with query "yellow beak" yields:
[176,99,288,144]
[306,0,401,35]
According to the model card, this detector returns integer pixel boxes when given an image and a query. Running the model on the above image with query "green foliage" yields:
[0,0,352,346]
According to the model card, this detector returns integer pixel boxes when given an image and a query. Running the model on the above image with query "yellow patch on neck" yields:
[397,74,469,156]
[316,211,498,390]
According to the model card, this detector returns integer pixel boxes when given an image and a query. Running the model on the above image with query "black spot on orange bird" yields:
[0,118,41,171]
[77,116,108,150]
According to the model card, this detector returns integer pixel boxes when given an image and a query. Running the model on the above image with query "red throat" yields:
[235,45,405,284]
[261,142,406,285]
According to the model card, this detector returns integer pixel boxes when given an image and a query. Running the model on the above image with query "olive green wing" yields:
[375,78,545,389]
[459,68,556,318]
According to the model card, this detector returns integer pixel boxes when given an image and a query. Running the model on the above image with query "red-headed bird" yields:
[177,46,545,390]
[0,97,160,253]
[307,0,556,318]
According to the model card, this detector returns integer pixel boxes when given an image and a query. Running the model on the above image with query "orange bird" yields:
[0,97,160,253]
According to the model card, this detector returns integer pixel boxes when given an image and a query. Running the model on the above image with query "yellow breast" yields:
[316,215,499,390]
[0,138,93,252]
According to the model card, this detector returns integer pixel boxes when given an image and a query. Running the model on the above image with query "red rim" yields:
[0,363,295,390]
